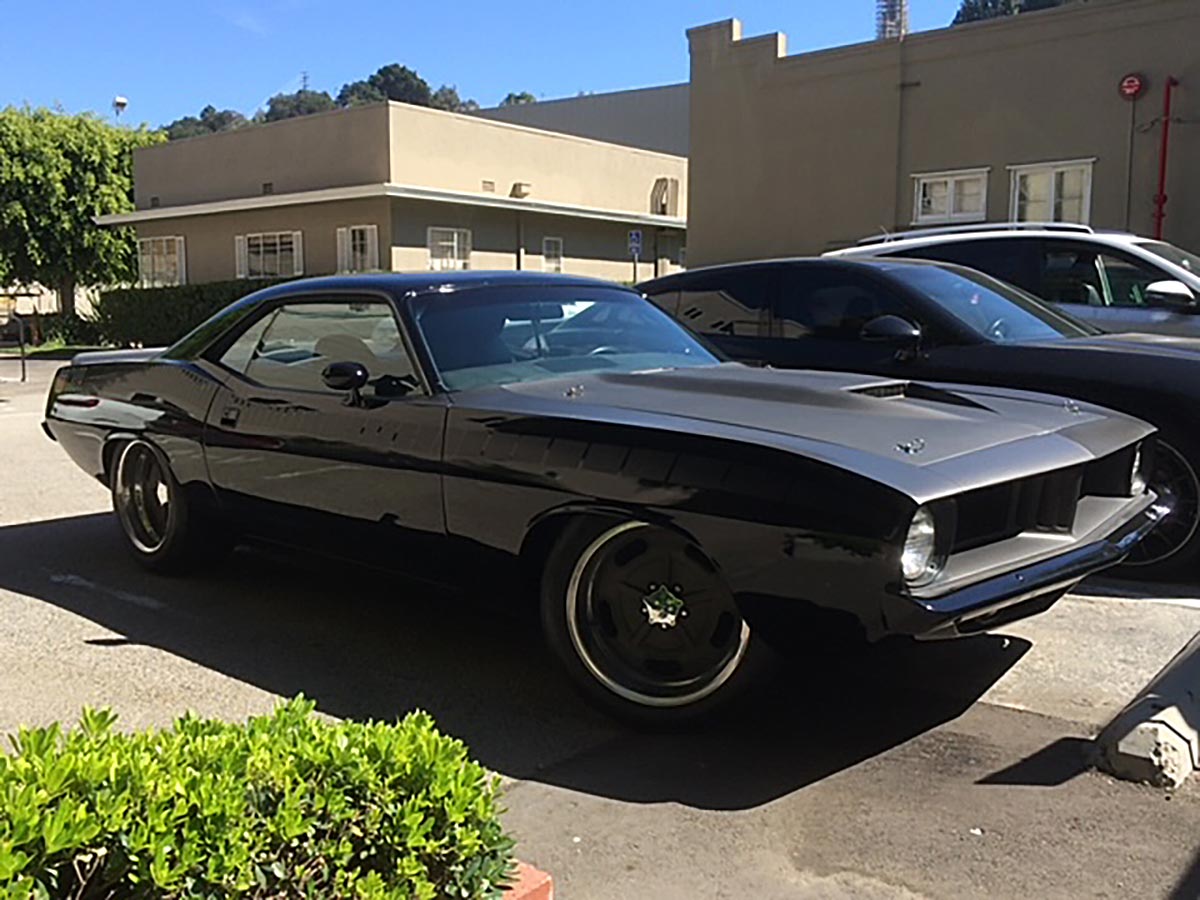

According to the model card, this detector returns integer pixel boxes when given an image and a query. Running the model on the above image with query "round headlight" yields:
[1131,447,1148,496]
[902,505,939,585]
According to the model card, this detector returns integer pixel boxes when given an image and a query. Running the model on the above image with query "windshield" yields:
[411,286,718,391]
[1135,241,1200,278]
[878,262,1099,342]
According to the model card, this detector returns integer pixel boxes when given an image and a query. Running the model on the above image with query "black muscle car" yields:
[44,273,1163,724]
[640,258,1200,578]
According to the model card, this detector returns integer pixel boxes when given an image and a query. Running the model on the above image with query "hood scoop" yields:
[846,379,989,411]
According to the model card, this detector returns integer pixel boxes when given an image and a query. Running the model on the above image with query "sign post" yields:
[628,229,643,283]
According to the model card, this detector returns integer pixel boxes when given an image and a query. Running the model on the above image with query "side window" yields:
[775,270,918,339]
[893,240,1040,294]
[219,301,420,398]
[1037,243,1104,307]
[674,273,772,337]
[1097,252,1170,308]
[644,290,680,318]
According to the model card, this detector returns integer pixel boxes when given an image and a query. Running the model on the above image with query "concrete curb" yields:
[504,861,554,900]
[1097,629,1200,788]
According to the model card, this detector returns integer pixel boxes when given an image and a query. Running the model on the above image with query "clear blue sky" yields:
[6,1,962,127]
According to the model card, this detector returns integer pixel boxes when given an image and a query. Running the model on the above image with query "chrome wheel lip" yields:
[564,521,751,709]
[1124,440,1200,569]
[114,440,175,556]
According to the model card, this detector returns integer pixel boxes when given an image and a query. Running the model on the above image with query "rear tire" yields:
[540,517,773,727]
[1119,433,1200,580]
[111,439,232,574]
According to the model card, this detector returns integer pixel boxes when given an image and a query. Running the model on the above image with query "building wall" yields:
[387,104,687,219]
[472,84,691,156]
[135,197,393,284]
[133,105,391,210]
[687,0,1200,266]
[389,199,680,282]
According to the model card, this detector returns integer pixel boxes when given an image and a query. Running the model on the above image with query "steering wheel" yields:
[987,318,1009,341]
[588,346,621,356]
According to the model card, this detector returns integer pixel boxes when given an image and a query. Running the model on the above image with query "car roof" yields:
[637,256,944,291]
[829,227,1152,257]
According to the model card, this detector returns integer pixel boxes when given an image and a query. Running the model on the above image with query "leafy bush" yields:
[36,313,105,347]
[0,698,515,899]
[91,279,289,347]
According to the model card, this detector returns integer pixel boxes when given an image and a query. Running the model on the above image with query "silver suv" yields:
[829,223,1200,336]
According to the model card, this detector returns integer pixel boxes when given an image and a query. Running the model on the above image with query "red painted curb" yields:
[504,861,554,900]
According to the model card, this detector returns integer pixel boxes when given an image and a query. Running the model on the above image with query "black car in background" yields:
[44,273,1160,724]
[639,258,1200,577]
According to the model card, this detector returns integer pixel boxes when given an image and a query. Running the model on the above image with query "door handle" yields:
[219,406,240,428]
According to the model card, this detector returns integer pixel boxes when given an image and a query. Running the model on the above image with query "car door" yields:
[645,269,774,363]
[761,266,931,375]
[199,295,449,575]
[1090,247,1200,336]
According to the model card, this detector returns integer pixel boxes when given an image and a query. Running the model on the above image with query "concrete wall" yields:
[133,105,391,209]
[687,0,1200,265]
[387,103,687,218]
[472,84,691,156]
[135,197,393,284]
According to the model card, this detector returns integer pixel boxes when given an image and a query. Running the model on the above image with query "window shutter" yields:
[292,231,304,275]
[366,225,379,271]
[175,236,187,285]
[235,235,248,279]
[336,227,350,272]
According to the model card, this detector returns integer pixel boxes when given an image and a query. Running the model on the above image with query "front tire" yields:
[112,440,231,574]
[540,518,771,727]
[1120,433,1200,579]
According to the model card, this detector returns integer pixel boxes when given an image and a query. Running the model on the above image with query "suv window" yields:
[775,268,918,339]
[891,239,1040,294]
[1097,251,1171,307]
[665,271,772,338]
[1037,243,1104,307]
[218,300,420,398]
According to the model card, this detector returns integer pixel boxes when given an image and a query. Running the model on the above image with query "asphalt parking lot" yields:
[3,358,1199,899]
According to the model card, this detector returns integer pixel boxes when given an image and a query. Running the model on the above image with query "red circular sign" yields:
[1119,73,1146,100]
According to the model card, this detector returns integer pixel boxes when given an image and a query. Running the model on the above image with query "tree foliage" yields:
[339,63,433,108]
[499,91,537,107]
[262,89,336,122]
[953,0,1062,23]
[0,107,163,315]
[431,84,480,113]
[163,104,247,140]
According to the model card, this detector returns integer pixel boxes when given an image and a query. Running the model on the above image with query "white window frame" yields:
[427,227,472,271]
[137,236,186,287]
[235,230,304,279]
[542,236,564,273]
[337,224,380,273]
[911,168,989,225]
[1008,158,1095,225]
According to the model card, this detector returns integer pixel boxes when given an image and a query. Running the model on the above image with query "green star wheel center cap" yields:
[642,583,688,629]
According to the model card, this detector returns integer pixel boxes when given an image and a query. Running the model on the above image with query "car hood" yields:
[496,364,1151,501]
[1022,331,1200,361]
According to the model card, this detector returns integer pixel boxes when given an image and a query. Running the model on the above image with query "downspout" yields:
[1153,76,1180,240]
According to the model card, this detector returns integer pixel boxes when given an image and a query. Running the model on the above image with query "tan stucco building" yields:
[101,102,687,287]
[686,0,1200,266]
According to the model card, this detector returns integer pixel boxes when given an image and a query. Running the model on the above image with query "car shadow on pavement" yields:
[0,513,1031,812]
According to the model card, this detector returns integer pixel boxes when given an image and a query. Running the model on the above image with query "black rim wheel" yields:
[115,442,175,555]
[1126,440,1200,568]
[565,522,750,708]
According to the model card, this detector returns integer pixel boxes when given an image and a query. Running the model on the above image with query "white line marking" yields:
[49,573,165,610]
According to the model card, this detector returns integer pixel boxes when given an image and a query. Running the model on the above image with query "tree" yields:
[262,89,336,122]
[0,107,163,316]
[499,92,537,107]
[339,64,433,108]
[163,104,247,140]
[431,85,479,113]
[952,0,1062,23]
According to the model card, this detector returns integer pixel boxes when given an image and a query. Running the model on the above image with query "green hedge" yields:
[91,279,289,347]
[0,698,514,899]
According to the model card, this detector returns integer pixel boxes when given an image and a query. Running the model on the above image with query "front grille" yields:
[950,443,1143,554]
[953,466,1084,552]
